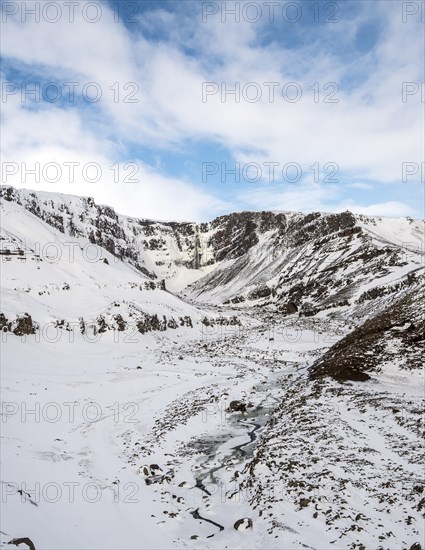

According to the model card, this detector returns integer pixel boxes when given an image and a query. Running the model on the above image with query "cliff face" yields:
[184,208,424,320]
[0,185,200,282]
[3,186,423,320]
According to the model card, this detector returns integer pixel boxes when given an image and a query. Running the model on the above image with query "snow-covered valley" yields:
[1,187,424,550]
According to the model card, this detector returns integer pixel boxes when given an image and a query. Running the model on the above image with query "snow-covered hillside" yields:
[0,185,217,293]
[183,211,424,314]
[1,187,423,550]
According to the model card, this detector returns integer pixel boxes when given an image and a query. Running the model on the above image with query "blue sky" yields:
[1,0,424,221]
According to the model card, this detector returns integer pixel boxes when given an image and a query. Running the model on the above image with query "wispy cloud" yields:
[1,0,423,219]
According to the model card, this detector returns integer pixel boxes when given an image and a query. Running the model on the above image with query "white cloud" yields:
[238,182,340,213]
[333,201,414,217]
[0,141,227,222]
[348,182,374,190]
[1,0,423,219]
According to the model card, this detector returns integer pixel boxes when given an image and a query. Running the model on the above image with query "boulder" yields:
[234,517,253,530]
[229,400,247,413]
[286,301,298,314]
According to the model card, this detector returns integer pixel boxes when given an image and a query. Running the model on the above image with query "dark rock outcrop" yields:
[309,284,425,382]
[229,400,247,413]
[8,538,36,550]
[286,301,298,314]
[7,313,37,336]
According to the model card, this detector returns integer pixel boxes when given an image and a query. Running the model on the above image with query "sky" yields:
[0,0,424,221]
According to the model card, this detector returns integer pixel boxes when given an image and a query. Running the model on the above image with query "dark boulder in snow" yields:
[299,498,310,508]
[229,400,247,413]
[286,301,298,314]
[234,517,253,530]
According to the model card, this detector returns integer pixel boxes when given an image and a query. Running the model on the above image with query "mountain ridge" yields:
[2,185,424,322]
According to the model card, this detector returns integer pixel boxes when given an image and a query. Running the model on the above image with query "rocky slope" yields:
[184,211,424,319]
[1,186,424,550]
[0,187,243,340]
[236,283,424,549]
[2,185,424,318]
[310,282,425,381]
[0,185,205,289]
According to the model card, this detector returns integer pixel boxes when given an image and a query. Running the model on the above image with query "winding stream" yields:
[189,403,272,535]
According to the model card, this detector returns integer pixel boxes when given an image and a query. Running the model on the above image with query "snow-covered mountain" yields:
[1,186,423,550]
[2,185,424,317]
